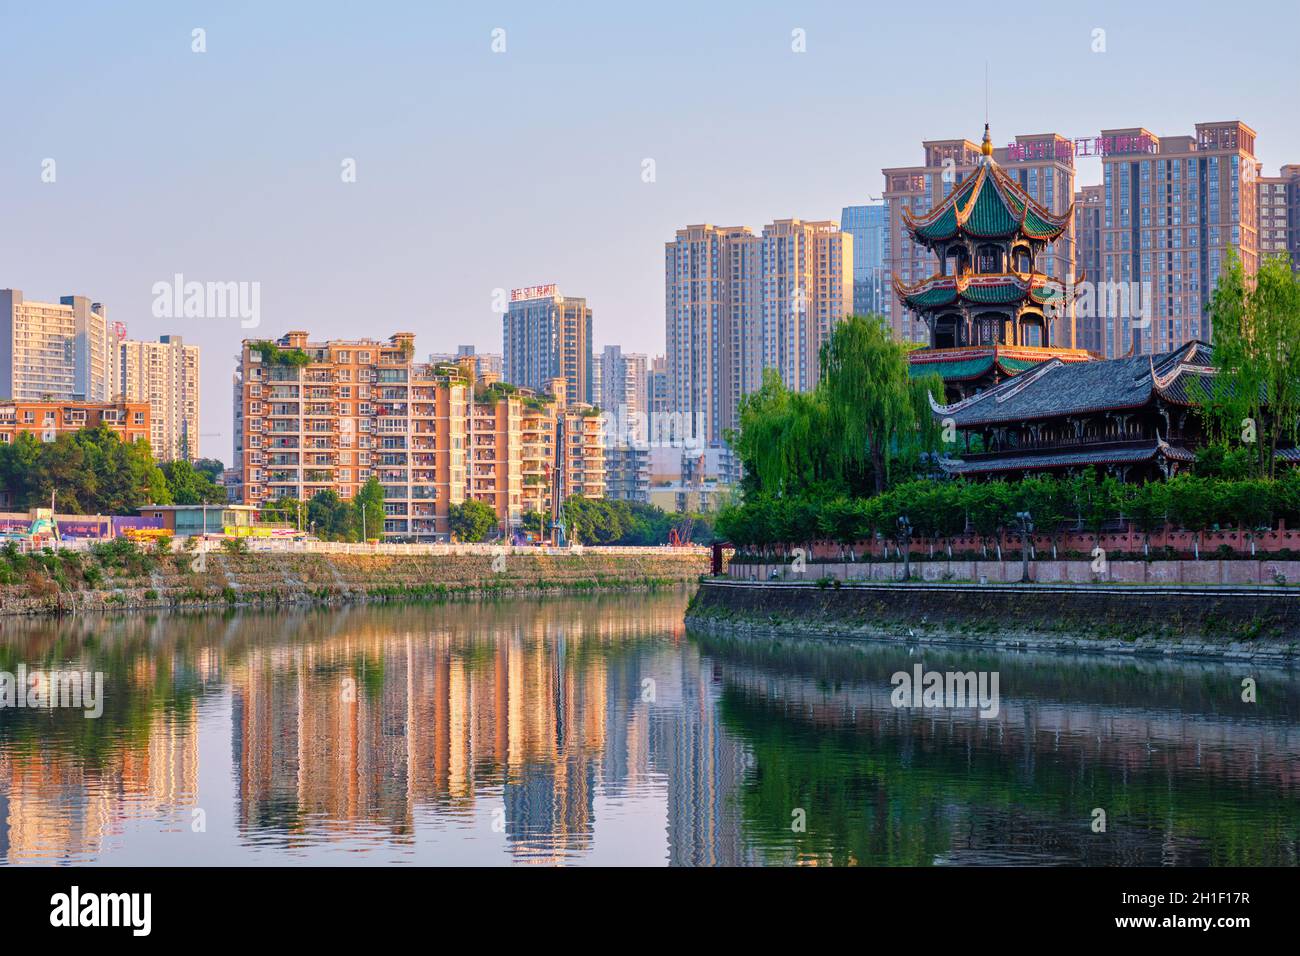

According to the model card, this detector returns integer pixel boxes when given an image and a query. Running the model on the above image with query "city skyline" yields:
[3,2,1299,458]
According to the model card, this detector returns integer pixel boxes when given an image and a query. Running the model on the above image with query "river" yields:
[0,588,1296,865]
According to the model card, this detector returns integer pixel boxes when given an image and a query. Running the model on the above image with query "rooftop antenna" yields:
[980,61,993,163]
[984,61,989,126]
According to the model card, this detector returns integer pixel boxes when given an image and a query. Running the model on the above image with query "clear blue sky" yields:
[2,0,1296,460]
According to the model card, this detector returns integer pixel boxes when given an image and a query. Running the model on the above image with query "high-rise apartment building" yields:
[236,332,469,539]
[594,345,647,417]
[883,133,1076,345]
[1259,165,1300,267]
[1098,121,1258,357]
[840,203,887,316]
[648,355,671,416]
[0,290,111,402]
[236,332,604,540]
[502,285,592,406]
[664,225,759,445]
[468,372,524,533]
[759,219,853,393]
[664,219,850,444]
[1074,185,1105,354]
[120,335,200,461]
[1289,165,1300,269]
[604,446,650,503]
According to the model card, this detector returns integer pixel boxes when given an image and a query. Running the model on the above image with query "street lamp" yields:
[898,515,913,582]
[1016,510,1034,583]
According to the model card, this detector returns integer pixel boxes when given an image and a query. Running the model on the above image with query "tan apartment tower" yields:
[120,335,200,460]
[235,331,468,540]
[1097,121,1258,357]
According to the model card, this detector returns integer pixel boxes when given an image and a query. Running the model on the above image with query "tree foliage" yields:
[0,426,171,513]
[728,315,943,498]
[449,499,499,542]
[1198,251,1300,477]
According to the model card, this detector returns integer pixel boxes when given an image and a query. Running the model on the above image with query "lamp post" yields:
[1016,510,1034,583]
[898,515,913,582]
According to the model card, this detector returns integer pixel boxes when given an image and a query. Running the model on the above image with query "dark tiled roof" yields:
[940,440,1195,476]
[933,341,1212,426]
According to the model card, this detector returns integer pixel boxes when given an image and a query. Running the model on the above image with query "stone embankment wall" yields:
[0,549,708,616]
[731,557,1300,586]
[688,579,1300,662]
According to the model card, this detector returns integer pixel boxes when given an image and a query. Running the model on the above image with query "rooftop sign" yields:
[510,283,558,302]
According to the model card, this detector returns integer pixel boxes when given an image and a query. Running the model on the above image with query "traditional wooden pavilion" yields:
[898,125,1093,400]
[931,340,1217,481]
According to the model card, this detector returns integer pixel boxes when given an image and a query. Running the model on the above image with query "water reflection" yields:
[0,592,1296,866]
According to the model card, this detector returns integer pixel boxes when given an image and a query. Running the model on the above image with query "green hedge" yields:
[715,473,1300,549]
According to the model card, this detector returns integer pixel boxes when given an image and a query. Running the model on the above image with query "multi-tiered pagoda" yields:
[897,125,1092,400]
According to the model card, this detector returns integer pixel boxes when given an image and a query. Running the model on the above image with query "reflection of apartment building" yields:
[0,289,111,401]
[0,399,149,446]
[120,334,200,461]
[1098,121,1258,357]
[883,133,1076,345]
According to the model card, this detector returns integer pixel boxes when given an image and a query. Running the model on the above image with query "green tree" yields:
[1199,251,1300,478]
[352,477,385,541]
[160,459,225,505]
[307,489,356,540]
[819,314,944,495]
[449,499,499,542]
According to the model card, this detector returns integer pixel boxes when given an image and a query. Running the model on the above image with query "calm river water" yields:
[1,588,1296,865]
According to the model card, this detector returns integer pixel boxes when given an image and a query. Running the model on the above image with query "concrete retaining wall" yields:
[731,558,1300,586]
[687,579,1300,660]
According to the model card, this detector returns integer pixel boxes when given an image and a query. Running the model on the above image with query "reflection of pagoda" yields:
[897,125,1092,400]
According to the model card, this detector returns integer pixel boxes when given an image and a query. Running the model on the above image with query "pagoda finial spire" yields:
[981,123,993,162]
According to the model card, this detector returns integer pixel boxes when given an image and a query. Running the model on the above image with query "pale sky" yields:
[2,0,1296,460]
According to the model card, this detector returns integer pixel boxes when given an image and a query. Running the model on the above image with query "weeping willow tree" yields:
[819,315,944,494]
[728,370,836,497]
[1198,251,1300,478]
[728,315,945,498]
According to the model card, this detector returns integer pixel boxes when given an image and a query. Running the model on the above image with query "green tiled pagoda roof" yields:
[900,145,1071,248]
[913,202,960,241]
[961,281,1026,303]
[904,285,960,308]
[908,355,994,381]
[961,175,1019,236]
[995,356,1050,373]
